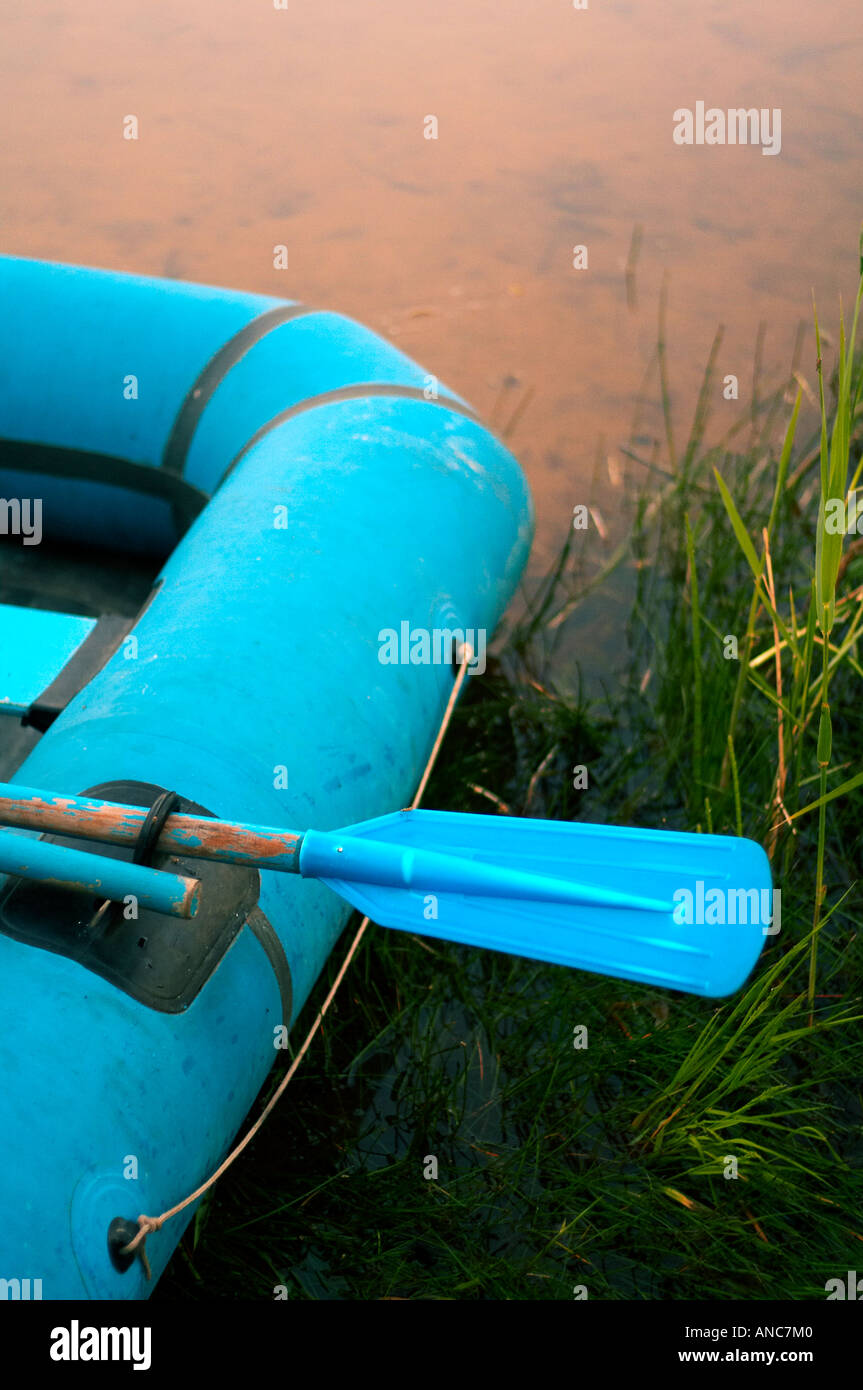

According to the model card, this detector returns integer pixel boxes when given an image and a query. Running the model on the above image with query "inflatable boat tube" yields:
[0,256,533,1297]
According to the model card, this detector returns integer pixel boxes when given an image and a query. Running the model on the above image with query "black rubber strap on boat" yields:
[23,614,134,733]
[245,905,294,1051]
[129,789,294,1035]
[133,791,180,866]
[123,791,295,1031]
[161,302,314,478]
[123,785,294,1031]
[218,382,486,487]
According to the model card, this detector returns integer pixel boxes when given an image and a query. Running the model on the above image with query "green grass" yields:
[157,241,863,1302]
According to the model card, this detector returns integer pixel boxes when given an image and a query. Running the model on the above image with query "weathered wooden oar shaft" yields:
[0,783,302,872]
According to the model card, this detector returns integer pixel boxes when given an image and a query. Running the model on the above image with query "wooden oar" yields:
[0,781,772,995]
[0,782,301,869]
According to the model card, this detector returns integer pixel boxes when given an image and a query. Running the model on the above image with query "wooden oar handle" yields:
[0,783,302,873]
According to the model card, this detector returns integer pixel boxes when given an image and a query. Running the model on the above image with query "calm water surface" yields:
[2,0,862,564]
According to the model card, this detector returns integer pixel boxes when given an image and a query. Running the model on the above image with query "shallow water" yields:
[1,1,861,565]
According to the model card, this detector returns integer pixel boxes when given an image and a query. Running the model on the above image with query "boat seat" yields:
[0,603,131,731]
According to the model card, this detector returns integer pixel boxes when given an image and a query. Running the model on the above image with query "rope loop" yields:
[123,1215,165,1281]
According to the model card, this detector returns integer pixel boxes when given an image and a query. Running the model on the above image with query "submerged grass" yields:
[158,243,863,1302]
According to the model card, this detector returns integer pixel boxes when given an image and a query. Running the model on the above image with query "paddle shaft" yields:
[0,784,669,914]
[0,783,302,872]
[0,827,200,919]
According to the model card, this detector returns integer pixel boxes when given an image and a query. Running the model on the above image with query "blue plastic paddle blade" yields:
[306,810,773,997]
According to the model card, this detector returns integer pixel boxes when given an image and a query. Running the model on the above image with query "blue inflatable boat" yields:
[0,257,533,1297]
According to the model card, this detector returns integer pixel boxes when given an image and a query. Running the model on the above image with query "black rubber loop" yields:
[133,791,180,866]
